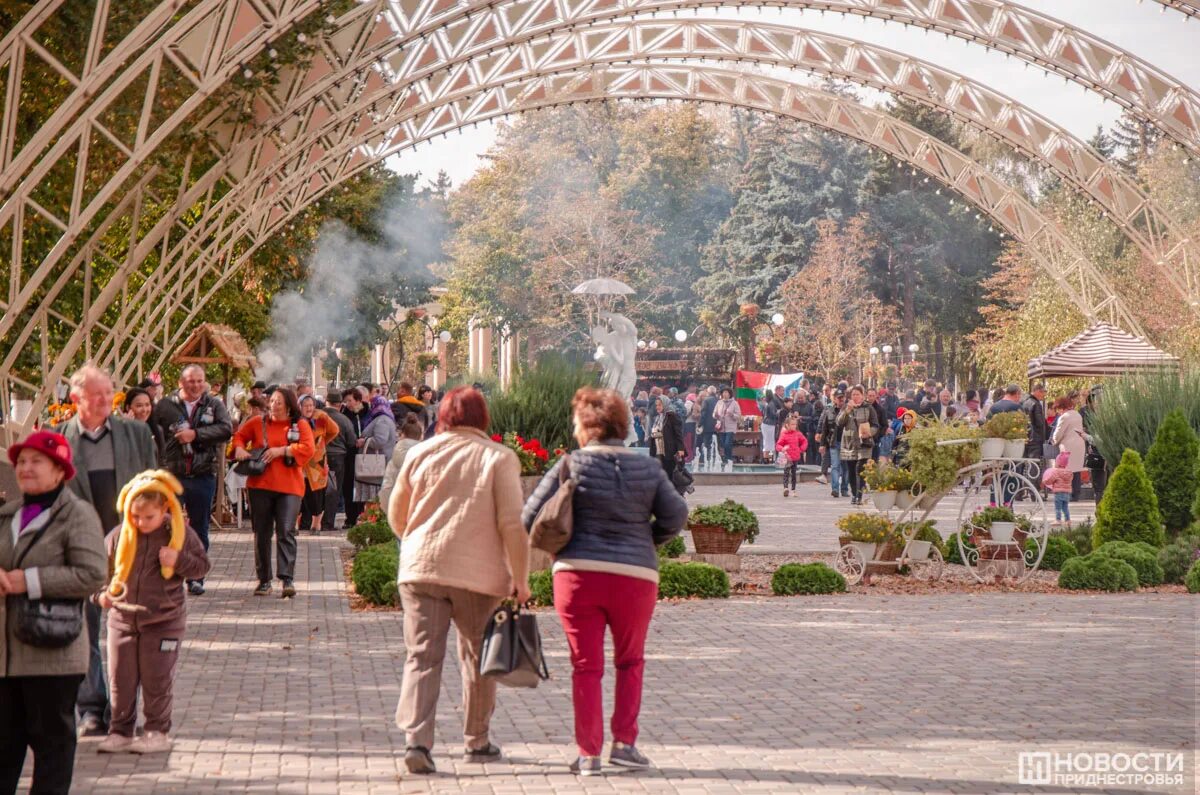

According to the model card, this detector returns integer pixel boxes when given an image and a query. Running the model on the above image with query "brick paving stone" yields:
[15,530,1189,795]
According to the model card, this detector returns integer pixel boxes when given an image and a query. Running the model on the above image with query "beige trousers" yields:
[395,582,502,752]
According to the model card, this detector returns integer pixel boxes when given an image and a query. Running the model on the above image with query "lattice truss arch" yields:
[111,62,1146,386]
[0,0,1195,431]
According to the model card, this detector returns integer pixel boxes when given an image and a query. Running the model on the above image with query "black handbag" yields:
[232,416,269,476]
[671,465,695,495]
[10,519,84,650]
[479,603,550,688]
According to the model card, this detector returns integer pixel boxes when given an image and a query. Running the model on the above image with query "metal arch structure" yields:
[1151,0,1200,20]
[0,0,1192,437]
[135,16,1199,312]
[100,63,1145,391]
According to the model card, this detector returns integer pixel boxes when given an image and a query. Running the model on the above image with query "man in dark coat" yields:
[697,386,719,466]
[340,387,368,527]
[1021,383,1049,460]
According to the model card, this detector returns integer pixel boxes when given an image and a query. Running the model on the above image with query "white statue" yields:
[590,310,638,398]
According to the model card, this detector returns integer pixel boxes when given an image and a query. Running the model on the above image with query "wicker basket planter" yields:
[690,523,747,555]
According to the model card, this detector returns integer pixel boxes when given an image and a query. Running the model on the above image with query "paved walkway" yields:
[50,532,1194,794]
[687,483,1097,553]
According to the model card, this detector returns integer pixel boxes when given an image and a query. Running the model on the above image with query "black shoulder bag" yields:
[232,416,270,476]
[479,603,550,688]
[10,516,85,649]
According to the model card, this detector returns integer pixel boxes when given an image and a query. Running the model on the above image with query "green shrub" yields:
[1158,535,1200,584]
[1058,554,1139,592]
[1092,450,1165,549]
[1028,535,1081,572]
[944,531,976,565]
[901,422,981,495]
[347,520,393,551]
[487,353,597,452]
[771,563,846,595]
[528,570,554,606]
[351,542,399,605]
[1093,541,1164,586]
[1186,560,1200,593]
[1051,520,1094,556]
[688,500,760,543]
[895,520,946,556]
[657,562,730,599]
[1089,370,1200,469]
[1144,409,1200,537]
[657,535,686,559]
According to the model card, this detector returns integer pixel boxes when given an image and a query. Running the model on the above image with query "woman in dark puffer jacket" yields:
[522,387,688,778]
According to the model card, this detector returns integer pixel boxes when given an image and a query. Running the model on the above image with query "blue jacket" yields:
[521,441,688,572]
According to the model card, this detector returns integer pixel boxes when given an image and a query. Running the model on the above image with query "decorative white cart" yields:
[834,485,945,586]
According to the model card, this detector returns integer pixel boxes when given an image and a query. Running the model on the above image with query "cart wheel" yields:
[912,547,944,582]
[835,545,865,586]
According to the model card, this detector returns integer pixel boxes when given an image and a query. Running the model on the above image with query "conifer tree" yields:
[1093,449,1166,549]
[1144,409,1200,536]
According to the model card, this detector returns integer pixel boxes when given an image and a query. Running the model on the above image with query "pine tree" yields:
[1144,409,1200,536]
[1093,449,1166,549]
[1109,112,1163,171]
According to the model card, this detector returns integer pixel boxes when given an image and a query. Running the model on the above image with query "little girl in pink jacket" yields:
[1042,451,1074,525]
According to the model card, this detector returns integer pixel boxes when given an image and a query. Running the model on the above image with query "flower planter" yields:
[869,490,897,511]
[980,437,1005,460]
[849,541,879,563]
[895,490,918,511]
[689,523,746,555]
[988,521,1017,544]
[905,540,933,560]
[1003,439,1026,459]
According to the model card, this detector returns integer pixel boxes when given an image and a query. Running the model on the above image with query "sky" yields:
[384,0,1198,189]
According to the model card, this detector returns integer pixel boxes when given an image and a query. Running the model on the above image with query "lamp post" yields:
[908,343,919,363]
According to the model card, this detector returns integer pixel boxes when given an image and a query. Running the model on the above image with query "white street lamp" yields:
[882,344,893,355]
[438,330,452,344]
[674,329,688,342]
[869,346,880,356]
[908,343,919,362]
[648,340,659,350]
[771,312,785,326]
[637,340,647,350]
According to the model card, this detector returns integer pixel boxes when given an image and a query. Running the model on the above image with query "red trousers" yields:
[553,569,657,757]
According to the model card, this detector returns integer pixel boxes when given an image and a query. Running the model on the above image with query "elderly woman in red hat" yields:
[0,430,108,794]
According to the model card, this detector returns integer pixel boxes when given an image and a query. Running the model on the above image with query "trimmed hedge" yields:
[1158,534,1200,584]
[1028,535,1080,572]
[657,536,686,559]
[1093,449,1165,549]
[351,542,399,605]
[348,520,393,551]
[1186,560,1200,593]
[1058,554,1139,592]
[1144,409,1199,536]
[1093,541,1164,586]
[771,563,846,595]
[657,562,730,599]
[528,570,554,606]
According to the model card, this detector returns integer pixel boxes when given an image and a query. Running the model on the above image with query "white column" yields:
[479,326,494,376]
[467,318,479,374]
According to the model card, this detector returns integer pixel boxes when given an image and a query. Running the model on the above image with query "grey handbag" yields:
[479,603,550,688]
[10,517,83,649]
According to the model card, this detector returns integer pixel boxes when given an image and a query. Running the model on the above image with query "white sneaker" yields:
[97,733,134,753]
[815,475,829,485]
[130,730,173,754]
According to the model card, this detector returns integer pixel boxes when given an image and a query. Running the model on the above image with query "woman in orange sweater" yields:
[231,388,314,598]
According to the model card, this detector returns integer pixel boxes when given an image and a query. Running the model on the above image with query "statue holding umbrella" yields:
[572,278,638,398]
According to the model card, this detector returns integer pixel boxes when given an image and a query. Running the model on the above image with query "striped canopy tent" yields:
[1027,322,1179,379]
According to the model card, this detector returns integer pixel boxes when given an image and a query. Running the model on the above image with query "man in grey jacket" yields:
[60,364,157,738]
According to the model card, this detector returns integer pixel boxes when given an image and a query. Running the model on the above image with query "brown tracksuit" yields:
[99,522,210,737]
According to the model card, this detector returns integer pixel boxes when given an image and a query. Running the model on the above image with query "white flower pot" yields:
[980,437,1005,459]
[870,490,897,511]
[850,541,879,562]
[906,540,932,560]
[989,521,1017,544]
[895,490,918,511]
[1003,439,1026,459]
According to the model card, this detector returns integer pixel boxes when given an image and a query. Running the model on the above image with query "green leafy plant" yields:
[982,410,1030,440]
[890,467,915,492]
[528,570,554,606]
[962,506,1032,535]
[1027,535,1080,572]
[771,563,846,595]
[347,520,393,551]
[1158,534,1200,584]
[894,520,945,556]
[1092,541,1165,586]
[487,354,598,452]
[1092,449,1166,549]
[901,422,981,495]
[944,531,976,565]
[351,542,399,606]
[1186,560,1200,593]
[688,500,761,543]
[862,460,897,491]
[1058,554,1139,592]
[1088,370,1200,468]
[1051,520,1094,556]
[836,513,894,544]
[657,536,686,559]
[657,562,730,599]
[1143,409,1199,537]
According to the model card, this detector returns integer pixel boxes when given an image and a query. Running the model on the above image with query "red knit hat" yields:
[8,430,76,482]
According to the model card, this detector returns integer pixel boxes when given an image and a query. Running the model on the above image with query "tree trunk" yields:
[933,333,944,384]
[899,248,916,348]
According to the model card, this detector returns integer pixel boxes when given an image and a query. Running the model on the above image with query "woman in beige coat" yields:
[0,430,107,794]
[387,386,530,776]
[1051,395,1086,501]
